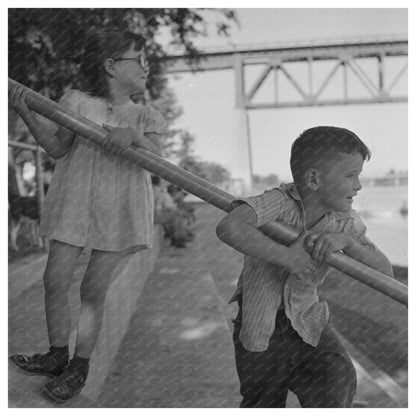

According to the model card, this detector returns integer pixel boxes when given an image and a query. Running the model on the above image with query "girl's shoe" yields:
[9,351,68,377]
[44,360,88,403]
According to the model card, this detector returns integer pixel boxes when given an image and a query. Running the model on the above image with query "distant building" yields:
[361,171,408,187]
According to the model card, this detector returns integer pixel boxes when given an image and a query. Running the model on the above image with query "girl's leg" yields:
[44,249,124,402]
[74,249,124,358]
[43,240,83,347]
[10,239,82,377]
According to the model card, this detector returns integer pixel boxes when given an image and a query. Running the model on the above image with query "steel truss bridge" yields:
[162,36,408,109]
[162,36,408,189]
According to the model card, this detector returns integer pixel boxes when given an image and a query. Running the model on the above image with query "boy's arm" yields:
[216,204,317,276]
[343,238,393,277]
[305,233,394,277]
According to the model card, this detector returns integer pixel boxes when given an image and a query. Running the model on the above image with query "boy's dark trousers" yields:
[233,300,357,408]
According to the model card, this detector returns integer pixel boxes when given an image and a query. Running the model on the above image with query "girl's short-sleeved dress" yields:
[40,90,167,252]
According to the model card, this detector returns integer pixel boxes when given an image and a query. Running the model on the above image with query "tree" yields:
[253,174,280,187]
[175,131,231,185]
[8,8,237,179]
[8,8,237,101]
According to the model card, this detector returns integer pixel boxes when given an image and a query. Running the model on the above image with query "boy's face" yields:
[316,151,364,212]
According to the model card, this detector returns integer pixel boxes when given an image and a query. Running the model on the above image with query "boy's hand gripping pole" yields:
[8,78,408,307]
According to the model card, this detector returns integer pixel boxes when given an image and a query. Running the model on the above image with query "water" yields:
[191,184,408,267]
[353,186,408,267]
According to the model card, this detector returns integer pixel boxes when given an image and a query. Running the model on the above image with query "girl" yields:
[9,28,167,403]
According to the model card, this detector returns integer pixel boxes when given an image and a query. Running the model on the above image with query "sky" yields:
[162,8,408,183]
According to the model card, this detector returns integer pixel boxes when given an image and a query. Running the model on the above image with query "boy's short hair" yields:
[290,126,371,182]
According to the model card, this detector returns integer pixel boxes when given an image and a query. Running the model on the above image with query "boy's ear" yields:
[305,169,319,191]
[104,58,116,77]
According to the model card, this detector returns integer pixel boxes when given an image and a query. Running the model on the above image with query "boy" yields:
[216,126,393,408]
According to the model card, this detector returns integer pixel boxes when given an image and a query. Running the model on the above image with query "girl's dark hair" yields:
[80,28,146,98]
[290,126,371,182]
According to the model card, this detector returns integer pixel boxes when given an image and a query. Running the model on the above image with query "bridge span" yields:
[161,36,408,190]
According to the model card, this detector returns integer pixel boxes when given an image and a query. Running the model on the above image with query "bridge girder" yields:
[162,37,408,108]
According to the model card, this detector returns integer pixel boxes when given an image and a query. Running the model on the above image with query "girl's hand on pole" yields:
[9,85,31,117]
[102,124,135,156]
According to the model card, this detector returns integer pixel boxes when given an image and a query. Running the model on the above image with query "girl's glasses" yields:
[113,54,149,71]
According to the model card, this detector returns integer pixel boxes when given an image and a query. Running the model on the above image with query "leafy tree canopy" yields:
[176,131,231,185]
[8,8,236,180]
[9,8,237,100]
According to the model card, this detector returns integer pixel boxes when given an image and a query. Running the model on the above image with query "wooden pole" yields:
[8,78,408,307]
